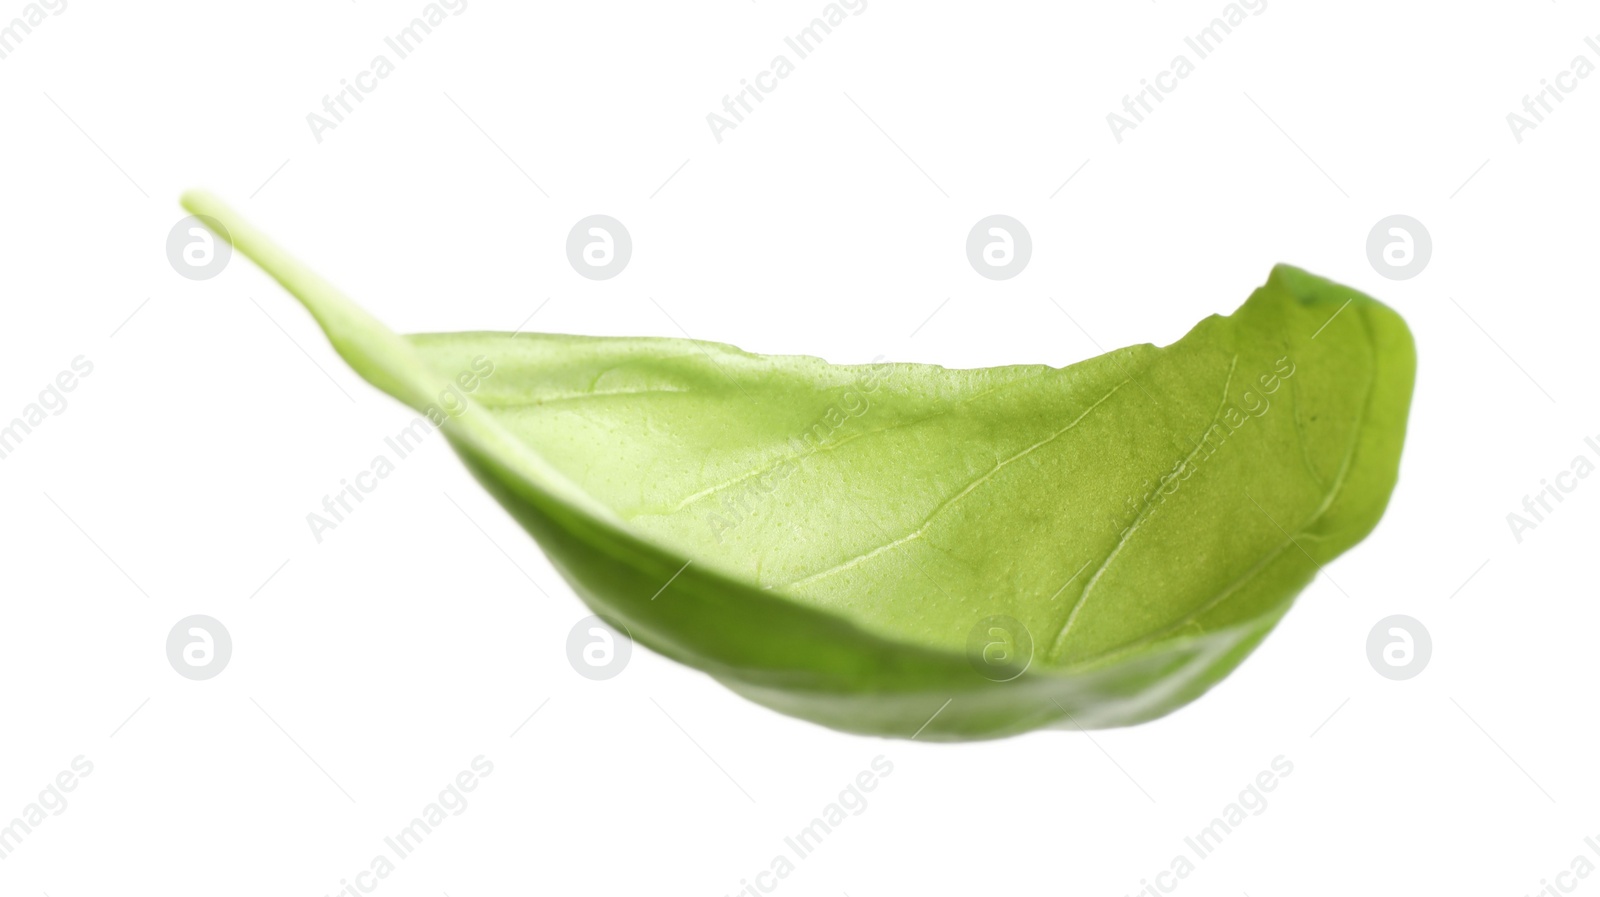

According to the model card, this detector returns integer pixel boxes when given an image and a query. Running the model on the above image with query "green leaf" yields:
[183,190,1415,741]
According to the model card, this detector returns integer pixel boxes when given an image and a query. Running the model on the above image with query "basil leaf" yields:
[184,191,1414,741]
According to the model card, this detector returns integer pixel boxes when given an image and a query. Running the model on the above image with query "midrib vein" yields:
[1049,354,1238,658]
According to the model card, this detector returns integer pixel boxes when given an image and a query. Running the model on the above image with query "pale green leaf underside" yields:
[182,191,1414,739]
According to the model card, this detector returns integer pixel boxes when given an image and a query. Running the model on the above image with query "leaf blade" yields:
[184,191,1414,740]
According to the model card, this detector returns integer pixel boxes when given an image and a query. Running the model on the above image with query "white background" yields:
[2,1,1598,895]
